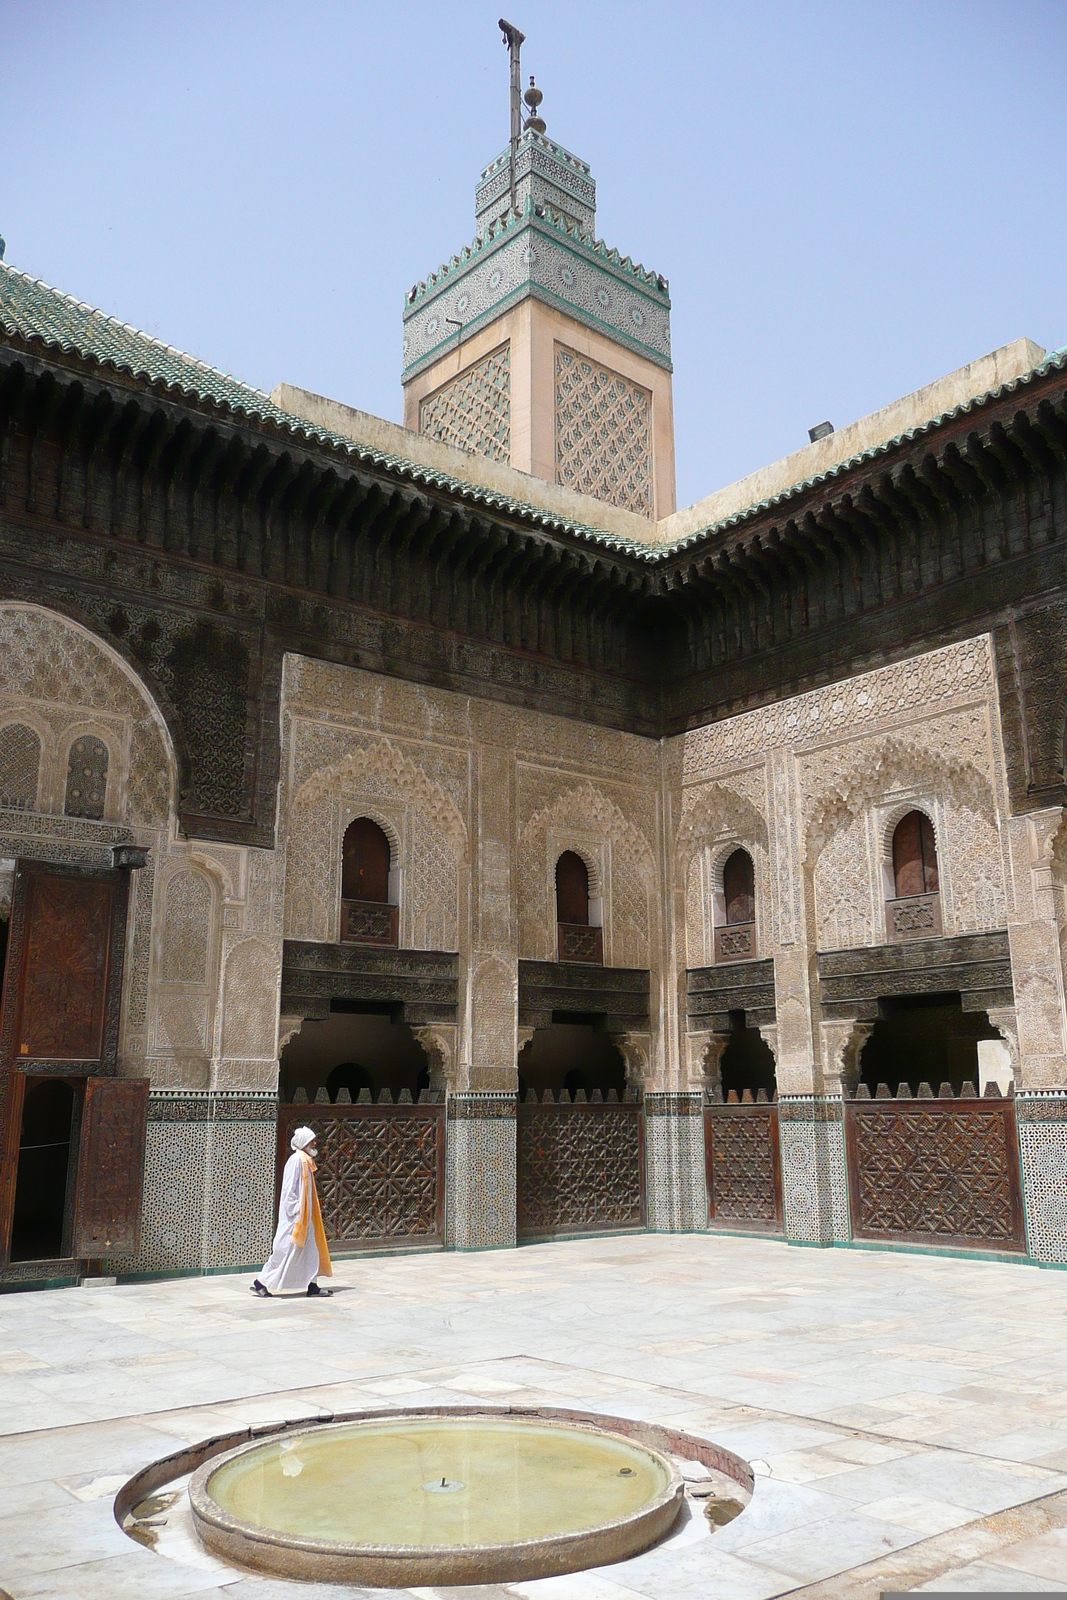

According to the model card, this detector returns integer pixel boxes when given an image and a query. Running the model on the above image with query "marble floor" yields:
[2,1233,1067,1599]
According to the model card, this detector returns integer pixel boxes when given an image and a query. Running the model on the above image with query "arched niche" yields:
[715,846,757,963]
[885,808,942,941]
[340,816,398,947]
[555,849,603,965]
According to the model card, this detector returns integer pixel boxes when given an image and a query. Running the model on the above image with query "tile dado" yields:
[446,1106,517,1250]
[1016,1092,1067,1263]
[104,1091,277,1278]
[646,1092,706,1232]
[777,1096,850,1245]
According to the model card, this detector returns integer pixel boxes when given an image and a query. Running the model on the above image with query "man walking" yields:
[251,1126,333,1297]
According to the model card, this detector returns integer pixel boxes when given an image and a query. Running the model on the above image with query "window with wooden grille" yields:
[65,735,109,820]
[555,850,602,964]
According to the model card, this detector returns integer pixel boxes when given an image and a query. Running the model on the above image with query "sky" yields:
[4,1,1066,510]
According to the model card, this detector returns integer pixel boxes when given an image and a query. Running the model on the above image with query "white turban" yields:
[290,1126,317,1152]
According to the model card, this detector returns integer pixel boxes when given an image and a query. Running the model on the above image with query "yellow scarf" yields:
[292,1150,333,1276]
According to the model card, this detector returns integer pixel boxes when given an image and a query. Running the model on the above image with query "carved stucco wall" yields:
[0,603,285,1094]
[279,656,664,1090]
[673,634,1065,1089]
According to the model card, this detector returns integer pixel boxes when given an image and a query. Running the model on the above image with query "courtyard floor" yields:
[2,1233,1067,1598]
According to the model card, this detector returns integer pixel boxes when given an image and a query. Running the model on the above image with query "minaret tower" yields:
[402,23,675,519]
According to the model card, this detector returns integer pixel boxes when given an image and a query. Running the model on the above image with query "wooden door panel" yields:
[17,876,113,1062]
[72,1076,149,1258]
[0,1068,26,1267]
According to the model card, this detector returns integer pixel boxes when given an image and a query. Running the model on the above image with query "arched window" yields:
[555,851,601,965]
[887,809,942,940]
[65,734,109,820]
[892,811,938,898]
[340,818,397,946]
[555,851,589,925]
[723,849,755,925]
[0,723,41,811]
[715,848,756,962]
[342,817,391,902]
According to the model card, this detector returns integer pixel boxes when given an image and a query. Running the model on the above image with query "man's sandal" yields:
[307,1282,333,1297]
[250,1280,271,1298]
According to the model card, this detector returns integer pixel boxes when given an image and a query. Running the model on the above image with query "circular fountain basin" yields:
[189,1410,684,1586]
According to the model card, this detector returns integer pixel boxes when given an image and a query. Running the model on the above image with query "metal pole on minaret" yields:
[498,19,525,215]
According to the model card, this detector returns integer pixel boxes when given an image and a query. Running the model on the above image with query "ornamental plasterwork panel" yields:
[516,779,655,970]
[0,602,174,826]
[675,771,773,965]
[554,345,653,517]
[419,343,511,464]
[682,635,994,781]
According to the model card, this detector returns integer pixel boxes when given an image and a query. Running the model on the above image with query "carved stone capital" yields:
[412,1025,458,1091]
[610,1030,652,1089]
[277,1015,305,1054]
[685,1030,729,1093]
[820,1018,873,1098]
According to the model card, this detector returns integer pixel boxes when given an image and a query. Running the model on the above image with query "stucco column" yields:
[1004,811,1067,1088]
[768,751,820,1093]
[448,735,517,1248]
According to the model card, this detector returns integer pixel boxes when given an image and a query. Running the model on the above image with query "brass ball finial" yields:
[523,75,546,134]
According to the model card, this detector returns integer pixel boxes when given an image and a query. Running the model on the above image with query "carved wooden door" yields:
[72,1076,149,1258]
[1,864,129,1072]
[0,862,133,1264]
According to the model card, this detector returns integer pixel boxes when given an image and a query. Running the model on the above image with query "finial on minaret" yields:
[498,19,525,214]
[523,76,545,134]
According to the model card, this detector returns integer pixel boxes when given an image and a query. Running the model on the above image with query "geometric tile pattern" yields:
[446,1096,516,1249]
[419,344,511,463]
[104,1091,277,1276]
[555,344,653,516]
[204,1115,276,1270]
[645,1095,706,1231]
[1017,1093,1067,1262]
[779,1099,850,1244]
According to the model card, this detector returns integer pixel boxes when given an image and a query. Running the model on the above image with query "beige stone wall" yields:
[279,654,666,1089]
[0,603,285,1094]
[6,606,1066,1104]
[670,633,1067,1091]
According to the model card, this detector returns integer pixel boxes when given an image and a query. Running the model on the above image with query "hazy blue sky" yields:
[5,2,1066,508]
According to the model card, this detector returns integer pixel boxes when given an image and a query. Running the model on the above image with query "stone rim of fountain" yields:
[187,1408,685,1586]
[115,1404,753,1587]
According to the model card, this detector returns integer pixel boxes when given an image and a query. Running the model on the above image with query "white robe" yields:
[259,1150,322,1293]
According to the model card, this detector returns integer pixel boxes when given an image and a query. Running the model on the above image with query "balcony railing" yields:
[886,892,942,942]
[714,921,756,963]
[557,923,603,965]
[340,898,399,947]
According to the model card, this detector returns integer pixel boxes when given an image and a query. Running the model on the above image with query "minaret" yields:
[402,28,675,519]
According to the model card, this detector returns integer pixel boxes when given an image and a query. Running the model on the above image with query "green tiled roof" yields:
[0,261,657,560]
[1,261,1063,565]
[0,260,276,416]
